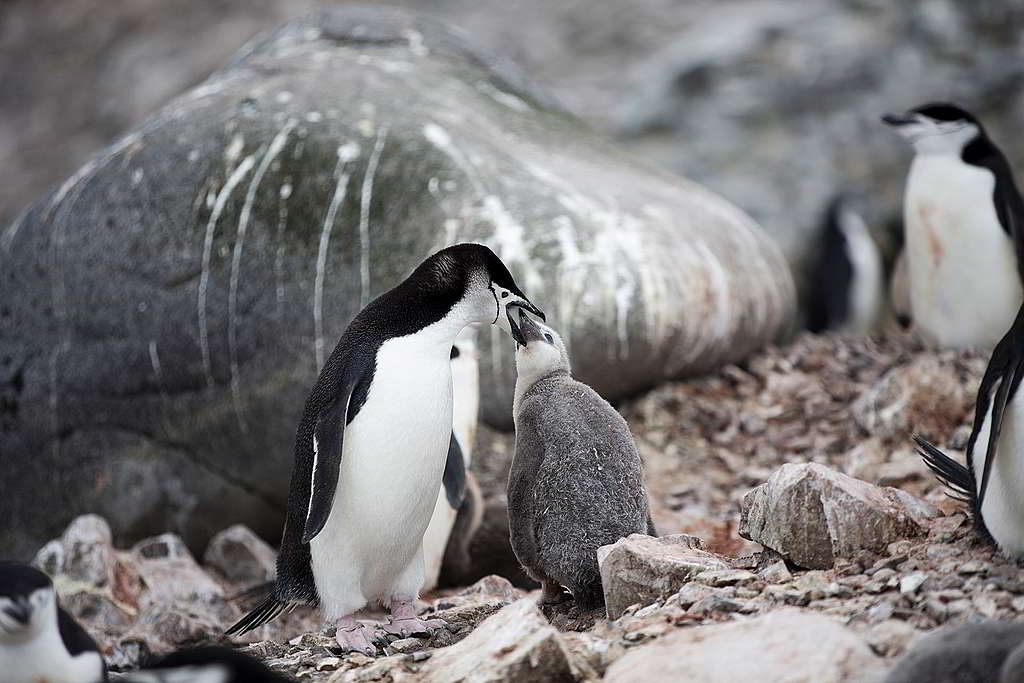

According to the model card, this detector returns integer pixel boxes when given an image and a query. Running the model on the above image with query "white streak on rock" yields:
[476,81,530,112]
[198,154,255,389]
[314,151,354,370]
[275,179,293,318]
[149,339,168,405]
[228,119,296,431]
[423,123,484,195]
[224,134,245,166]
[405,29,429,56]
[359,126,388,308]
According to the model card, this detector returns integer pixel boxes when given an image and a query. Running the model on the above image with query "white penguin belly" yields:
[974,392,1024,557]
[310,335,454,616]
[904,155,1022,348]
[0,628,103,683]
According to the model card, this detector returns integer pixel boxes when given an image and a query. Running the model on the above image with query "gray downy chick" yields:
[507,309,653,608]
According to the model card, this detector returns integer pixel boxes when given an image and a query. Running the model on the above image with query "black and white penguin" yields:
[227,244,543,654]
[805,196,885,334]
[422,326,480,593]
[883,102,1024,348]
[121,646,290,683]
[915,301,1024,558]
[507,310,652,608]
[0,562,107,683]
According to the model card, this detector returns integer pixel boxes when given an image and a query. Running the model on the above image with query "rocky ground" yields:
[34,330,1020,682]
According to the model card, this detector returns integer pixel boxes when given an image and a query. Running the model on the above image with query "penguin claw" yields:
[381,616,448,638]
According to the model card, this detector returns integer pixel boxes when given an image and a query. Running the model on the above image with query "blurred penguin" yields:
[0,562,106,683]
[885,621,1024,683]
[421,326,482,592]
[122,646,291,683]
[806,196,885,335]
[883,102,1024,348]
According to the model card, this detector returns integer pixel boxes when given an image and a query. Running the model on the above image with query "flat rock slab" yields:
[598,533,729,619]
[0,4,794,558]
[604,609,886,683]
[740,463,939,569]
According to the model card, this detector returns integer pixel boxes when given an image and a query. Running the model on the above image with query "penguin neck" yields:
[513,366,569,417]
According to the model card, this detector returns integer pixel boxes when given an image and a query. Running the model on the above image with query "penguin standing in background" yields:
[806,196,885,334]
[0,562,107,683]
[883,102,1024,348]
[227,244,544,654]
[507,310,652,608]
[421,326,481,593]
[915,301,1024,559]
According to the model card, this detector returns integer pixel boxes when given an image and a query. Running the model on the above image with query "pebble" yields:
[899,573,929,595]
[759,560,792,584]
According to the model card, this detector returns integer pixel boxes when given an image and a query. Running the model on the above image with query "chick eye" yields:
[544,333,553,344]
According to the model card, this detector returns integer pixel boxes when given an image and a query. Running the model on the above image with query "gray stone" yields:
[0,5,794,560]
[739,463,939,569]
[416,599,580,682]
[203,523,277,586]
[597,534,729,619]
[604,609,886,683]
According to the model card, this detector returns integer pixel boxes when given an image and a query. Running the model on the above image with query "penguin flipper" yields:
[442,434,467,509]
[301,387,355,544]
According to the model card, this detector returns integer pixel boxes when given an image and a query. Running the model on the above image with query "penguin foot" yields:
[332,618,378,656]
[380,616,448,637]
[539,580,570,605]
[382,599,448,637]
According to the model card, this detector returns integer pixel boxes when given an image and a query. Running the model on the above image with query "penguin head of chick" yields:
[0,562,57,642]
[511,308,570,379]
[416,243,545,340]
[882,102,983,154]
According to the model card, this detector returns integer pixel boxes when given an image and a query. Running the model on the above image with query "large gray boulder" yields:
[0,6,793,558]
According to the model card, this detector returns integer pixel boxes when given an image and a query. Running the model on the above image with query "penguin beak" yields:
[881,112,916,127]
[514,307,546,346]
[499,294,545,345]
[3,601,30,625]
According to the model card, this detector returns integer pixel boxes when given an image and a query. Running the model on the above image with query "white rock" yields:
[604,609,886,683]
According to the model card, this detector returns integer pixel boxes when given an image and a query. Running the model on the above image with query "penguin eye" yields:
[500,291,509,299]
[544,333,553,344]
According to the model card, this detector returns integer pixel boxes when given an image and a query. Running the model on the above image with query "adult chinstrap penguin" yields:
[0,562,107,683]
[507,310,653,609]
[882,102,1024,349]
[227,244,543,654]
[915,301,1024,558]
[806,195,884,335]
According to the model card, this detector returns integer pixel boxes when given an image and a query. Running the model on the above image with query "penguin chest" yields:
[904,155,1022,347]
[974,393,1024,557]
[0,629,102,683]
[313,335,454,576]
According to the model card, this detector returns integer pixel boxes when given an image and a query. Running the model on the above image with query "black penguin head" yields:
[417,243,544,340]
[0,562,56,641]
[881,102,983,153]
[140,646,293,682]
[511,308,570,380]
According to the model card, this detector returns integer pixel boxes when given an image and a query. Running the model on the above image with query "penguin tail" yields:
[225,585,297,636]
[913,435,976,507]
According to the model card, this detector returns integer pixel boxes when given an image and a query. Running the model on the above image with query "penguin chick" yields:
[0,561,107,683]
[507,310,652,609]
[806,196,884,335]
[122,646,292,683]
[915,302,1024,558]
[885,620,1024,683]
[882,102,1024,348]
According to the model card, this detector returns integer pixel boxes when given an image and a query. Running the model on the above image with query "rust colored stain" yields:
[918,203,944,266]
